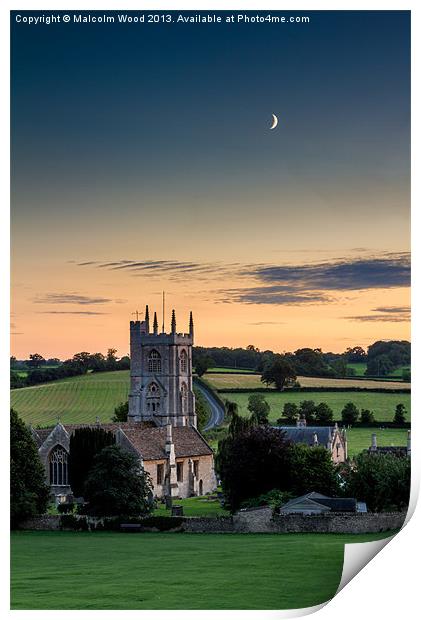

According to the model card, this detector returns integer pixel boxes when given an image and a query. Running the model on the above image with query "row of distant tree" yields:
[193,340,410,380]
[242,393,408,427]
[10,350,130,389]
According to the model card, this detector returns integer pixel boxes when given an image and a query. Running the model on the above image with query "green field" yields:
[11,370,131,426]
[11,531,395,610]
[345,428,409,457]
[11,370,410,428]
[347,363,410,380]
[223,391,410,424]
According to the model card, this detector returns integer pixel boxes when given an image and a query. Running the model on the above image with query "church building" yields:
[33,306,217,501]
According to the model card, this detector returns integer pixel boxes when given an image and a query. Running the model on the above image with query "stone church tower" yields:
[128,305,196,427]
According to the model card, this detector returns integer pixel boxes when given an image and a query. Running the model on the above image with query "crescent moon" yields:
[270,113,278,130]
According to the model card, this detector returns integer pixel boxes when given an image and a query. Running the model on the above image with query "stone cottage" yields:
[276,414,348,463]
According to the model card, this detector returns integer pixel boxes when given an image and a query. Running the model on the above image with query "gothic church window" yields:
[148,349,161,373]
[180,350,187,373]
[146,382,161,412]
[49,445,69,486]
[180,382,188,413]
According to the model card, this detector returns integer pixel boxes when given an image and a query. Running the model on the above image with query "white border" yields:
[2,2,419,619]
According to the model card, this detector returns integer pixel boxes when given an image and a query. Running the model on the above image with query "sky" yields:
[11,10,410,359]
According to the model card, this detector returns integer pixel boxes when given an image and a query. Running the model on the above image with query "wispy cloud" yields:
[33,293,121,305]
[345,304,410,323]
[372,306,410,314]
[74,253,410,307]
[345,314,410,323]
[35,311,109,315]
[248,321,286,325]
[217,286,333,306]
[243,254,410,292]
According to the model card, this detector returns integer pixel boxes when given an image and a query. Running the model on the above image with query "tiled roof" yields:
[275,426,334,447]
[121,426,213,460]
[32,422,213,461]
[280,492,357,513]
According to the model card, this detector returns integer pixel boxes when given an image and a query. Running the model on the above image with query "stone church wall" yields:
[18,511,406,534]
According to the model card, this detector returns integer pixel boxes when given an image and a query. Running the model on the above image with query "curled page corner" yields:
[336,533,396,595]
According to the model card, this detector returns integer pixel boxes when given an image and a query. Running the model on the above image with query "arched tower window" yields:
[146,382,161,413]
[180,382,188,413]
[148,349,161,373]
[49,445,69,486]
[180,350,187,373]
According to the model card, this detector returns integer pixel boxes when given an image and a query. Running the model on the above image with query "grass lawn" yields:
[153,495,229,517]
[10,530,395,610]
[207,367,257,374]
[223,391,411,424]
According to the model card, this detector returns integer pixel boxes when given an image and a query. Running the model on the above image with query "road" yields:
[193,379,225,431]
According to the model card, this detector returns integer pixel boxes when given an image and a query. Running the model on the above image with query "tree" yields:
[360,409,376,425]
[193,388,210,431]
[88,352,106,371]
[106,348,118,370]
[84,445,153,516]
[330,357,348,378]
[11,409,50,526]
[342,452,410,512]
[298,400,317,424]
[287,444,340,497]
[194,354,214,377]
[70,352,91,372]
[344,346,367,362]
[28,353,45,368]
[341,402,359,425]
[68,427,116,497]
[10,356,17,368]
[314,402,334,424]
[261,356,296,390]
[224,399,239,421]
[247,394,270,424]
[393,404,407,425]
[112,401,128,422]
[216,425,291,512]
[282,402,299,424]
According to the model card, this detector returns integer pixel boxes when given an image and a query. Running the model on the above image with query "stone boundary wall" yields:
[18,510,406,534]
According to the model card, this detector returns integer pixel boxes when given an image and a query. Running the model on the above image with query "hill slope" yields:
[11,371,130,427]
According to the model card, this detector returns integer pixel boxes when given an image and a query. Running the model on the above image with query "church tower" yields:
[128,306,196,427]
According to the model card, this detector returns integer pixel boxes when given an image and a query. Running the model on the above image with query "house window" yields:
[180,350,187,373]
[157,463,164,485]
[148,349,161,373]
[49,446,69,486]
[193,460,199,478]
[336,444,340,458]
[177,461,184,482]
